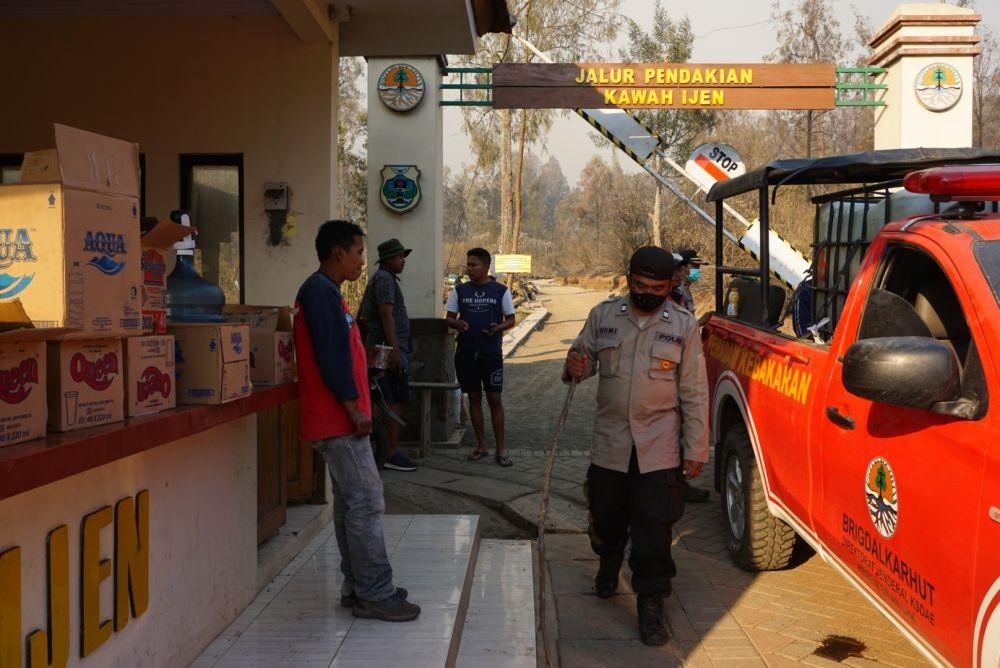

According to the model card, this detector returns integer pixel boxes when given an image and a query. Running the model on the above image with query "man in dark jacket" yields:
[360,238,417,472]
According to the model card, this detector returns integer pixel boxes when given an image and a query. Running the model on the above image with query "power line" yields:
[695,17,772,40]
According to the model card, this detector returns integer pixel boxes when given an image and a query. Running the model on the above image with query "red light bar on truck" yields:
[904,165,1000,202]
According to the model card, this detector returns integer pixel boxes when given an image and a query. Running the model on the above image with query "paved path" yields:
[385,280,931,667]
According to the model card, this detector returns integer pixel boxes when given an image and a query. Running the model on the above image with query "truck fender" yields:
[975,577,1000,668]
[712,371,786,525]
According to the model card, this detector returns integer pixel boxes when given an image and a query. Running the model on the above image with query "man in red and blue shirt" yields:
[294,220,419,622]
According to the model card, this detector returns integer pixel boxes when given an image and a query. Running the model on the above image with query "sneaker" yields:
[384,452,417,472]
[683,481,711,503]
[594,555,623,599]
[353,591,421,622]
[637,594,669,646]
[341,587,408,608]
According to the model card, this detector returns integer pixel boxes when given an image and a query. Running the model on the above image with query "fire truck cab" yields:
[702,150,1000,667]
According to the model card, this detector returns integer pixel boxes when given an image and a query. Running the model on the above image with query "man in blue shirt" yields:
[445,248,516,466]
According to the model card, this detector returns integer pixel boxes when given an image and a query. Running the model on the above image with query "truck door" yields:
[817,240,991,666]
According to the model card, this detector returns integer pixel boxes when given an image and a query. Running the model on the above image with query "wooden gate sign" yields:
[493,63,836,110]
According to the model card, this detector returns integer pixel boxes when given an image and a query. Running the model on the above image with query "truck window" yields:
[857,245,988,418]
[974,240,1000,306]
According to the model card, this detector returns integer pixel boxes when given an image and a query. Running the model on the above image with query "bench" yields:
[408,381,461,456]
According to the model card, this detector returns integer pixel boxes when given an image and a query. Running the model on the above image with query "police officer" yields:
[564,246,708,646]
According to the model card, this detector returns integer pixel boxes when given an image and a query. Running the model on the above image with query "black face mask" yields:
[630,291,667,313]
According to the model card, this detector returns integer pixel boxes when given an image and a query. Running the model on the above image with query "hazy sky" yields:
[440,0,1000,185]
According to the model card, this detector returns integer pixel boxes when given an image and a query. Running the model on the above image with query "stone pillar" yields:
[366,57,444,318]
[870,3,981,150]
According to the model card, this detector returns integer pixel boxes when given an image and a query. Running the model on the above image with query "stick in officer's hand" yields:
[537,347,580,668]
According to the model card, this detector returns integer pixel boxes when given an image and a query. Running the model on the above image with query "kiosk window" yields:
[180,154,244,305]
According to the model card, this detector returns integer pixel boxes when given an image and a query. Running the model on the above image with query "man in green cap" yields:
[360,238,417,471]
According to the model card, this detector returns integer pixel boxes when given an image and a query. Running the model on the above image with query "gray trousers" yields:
[314,434,396,602]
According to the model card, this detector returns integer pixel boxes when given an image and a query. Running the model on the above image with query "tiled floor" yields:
[191,514,480,668]
[457,539,536,667]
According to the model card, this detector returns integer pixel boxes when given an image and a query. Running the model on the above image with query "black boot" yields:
[683,481,710,503]
[637,594,669,646]
[594,554,623,599]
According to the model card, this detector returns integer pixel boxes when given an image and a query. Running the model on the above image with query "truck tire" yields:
[721,425,796,571]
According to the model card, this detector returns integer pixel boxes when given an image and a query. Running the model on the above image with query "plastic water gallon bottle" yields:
[166,210,226,323]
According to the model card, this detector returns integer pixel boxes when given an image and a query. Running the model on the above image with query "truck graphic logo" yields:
[0,229,38,299]
[865,457,899,539]
[69,351,119,391]
[0,358,39,404]
[83,231,127,276]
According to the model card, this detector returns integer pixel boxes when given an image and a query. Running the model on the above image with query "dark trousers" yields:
[585,448,685,597]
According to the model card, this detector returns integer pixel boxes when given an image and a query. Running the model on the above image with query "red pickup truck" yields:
[702,150,1000,667]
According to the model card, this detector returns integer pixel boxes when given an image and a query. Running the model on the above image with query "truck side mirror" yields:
[842,337,960,410]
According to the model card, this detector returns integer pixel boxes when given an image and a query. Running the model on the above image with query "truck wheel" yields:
[721,425,796,571]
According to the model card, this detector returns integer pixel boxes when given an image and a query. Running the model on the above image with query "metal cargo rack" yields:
[705,148,1000,335]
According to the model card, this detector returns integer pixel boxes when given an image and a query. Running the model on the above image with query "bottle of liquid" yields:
[67,261,85,328]
[166,210,225,323]
[726,287,740,318]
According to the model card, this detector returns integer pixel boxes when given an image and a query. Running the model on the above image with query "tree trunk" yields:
[338,156,346,218]
[806,110,814,158]
[508,111,529,289]
[498,109,513,254]
[651,155,663,247]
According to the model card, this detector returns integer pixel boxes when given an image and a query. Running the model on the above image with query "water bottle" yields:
[165,210,225,323]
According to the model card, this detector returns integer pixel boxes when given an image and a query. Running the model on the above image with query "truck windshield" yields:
[974,241,1000,305]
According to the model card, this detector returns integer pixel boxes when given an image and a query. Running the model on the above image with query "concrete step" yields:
[190,514,482,668]
[456,539,537,667]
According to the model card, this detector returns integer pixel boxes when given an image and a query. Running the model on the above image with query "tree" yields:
[618,1,717,246]
[457,0,620,255]
[766,0,848,158]
[338,57,367,225]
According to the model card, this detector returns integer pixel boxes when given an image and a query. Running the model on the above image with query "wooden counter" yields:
[0,383,298,502]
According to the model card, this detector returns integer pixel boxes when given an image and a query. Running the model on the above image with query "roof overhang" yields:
[336,0,511,57]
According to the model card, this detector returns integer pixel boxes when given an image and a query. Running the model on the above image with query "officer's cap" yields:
[629,246,675,280]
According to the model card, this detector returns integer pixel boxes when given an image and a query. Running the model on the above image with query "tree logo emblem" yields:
[865,457,899,538]
[377,64,426,112]
[915,63,962,112]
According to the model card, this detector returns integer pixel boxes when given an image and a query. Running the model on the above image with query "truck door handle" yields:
[826,406,856,430]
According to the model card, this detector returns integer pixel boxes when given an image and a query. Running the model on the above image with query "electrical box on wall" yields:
[264,182,288,211]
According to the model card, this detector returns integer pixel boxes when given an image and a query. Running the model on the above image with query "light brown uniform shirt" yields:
[565,295,709,474]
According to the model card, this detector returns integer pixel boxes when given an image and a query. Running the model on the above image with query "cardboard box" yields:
[47,338,124,432]
[0,301,74,445]
[0,125,142,337]
[140,219,194,334]
[225,306,295,386]
[124,335,175,417]
[170,323,251,405]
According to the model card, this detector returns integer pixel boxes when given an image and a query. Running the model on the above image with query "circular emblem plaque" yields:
[914,63,963,112]
[377,63,425,112]
[865,457,899,539]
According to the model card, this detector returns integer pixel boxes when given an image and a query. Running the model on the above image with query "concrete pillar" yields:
[366,57,444,318]
[870,3,981,150]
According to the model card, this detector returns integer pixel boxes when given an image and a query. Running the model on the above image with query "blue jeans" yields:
[313,434,396,602]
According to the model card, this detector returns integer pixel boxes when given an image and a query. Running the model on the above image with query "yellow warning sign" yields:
[495,254,532,273]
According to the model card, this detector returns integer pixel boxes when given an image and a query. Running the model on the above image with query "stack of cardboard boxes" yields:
[0,124,285,448]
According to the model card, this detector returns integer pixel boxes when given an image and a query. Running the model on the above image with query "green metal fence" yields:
[835,67,888,107]
[440,67,493,107]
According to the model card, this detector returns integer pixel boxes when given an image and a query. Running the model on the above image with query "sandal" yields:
[495,454,513,467]
[467,449,489,462]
